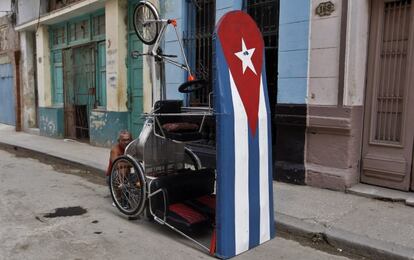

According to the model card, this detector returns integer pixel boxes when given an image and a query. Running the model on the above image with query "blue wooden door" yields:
[0,63,15,126]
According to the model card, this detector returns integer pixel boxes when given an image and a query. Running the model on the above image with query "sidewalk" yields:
[1,124,414,260]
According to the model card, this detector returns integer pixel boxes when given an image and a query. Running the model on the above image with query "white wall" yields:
[35,25,51,107]
[308,0,370,107]
[308,0,342,106]
[105,0,128,112]
[343,0,369,106]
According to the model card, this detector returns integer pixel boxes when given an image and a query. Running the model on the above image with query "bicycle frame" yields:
[133,16,194,104]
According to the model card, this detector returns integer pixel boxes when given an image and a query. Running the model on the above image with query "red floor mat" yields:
[169,203,207,224]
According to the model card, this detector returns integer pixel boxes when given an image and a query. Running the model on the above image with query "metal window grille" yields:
[92,14,105,37]
[374,0,411,143]
[247,0,279,112]
[183,0,215,106]
[53,26,66,46]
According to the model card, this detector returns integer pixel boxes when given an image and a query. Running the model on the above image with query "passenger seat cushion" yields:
[162,122,199,132]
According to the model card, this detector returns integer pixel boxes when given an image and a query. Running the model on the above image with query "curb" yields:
[0,142,106,176]
[275,213,414,260]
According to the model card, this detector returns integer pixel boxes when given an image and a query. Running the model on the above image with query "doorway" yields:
[362,0,414,191]
[0,63,15,126]
[63,45,97,141]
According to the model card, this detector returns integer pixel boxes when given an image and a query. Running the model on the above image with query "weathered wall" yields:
[89,111,129,147]
[20,31,37,130]
[35,25,51,108]
[0,14,21,129]
[105,0,128,112]
[39,107,64,138]
[0,16,19,52]
[305,0,370,191]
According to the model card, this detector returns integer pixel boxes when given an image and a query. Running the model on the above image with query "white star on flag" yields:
[234,38,257,75]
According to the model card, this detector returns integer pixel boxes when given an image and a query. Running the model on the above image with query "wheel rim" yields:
[134,3,158,44]
[110,157,145,215]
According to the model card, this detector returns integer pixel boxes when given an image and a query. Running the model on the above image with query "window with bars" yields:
[373,0,411,143]
[52,26,66,46]
[247,0,279,112]
[92,14,105,37]
[183,0,215,106]
[68,19,90,43]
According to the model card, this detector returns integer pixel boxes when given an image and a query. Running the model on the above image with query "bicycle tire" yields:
[109,155,147,216]
[133,1,160,45]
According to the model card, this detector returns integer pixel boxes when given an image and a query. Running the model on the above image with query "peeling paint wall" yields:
[38,107,64,138]
[36,25,52,107]
[0,16,19,52]
[89,110,129,147]
[105,0,128,112]
[20,31,37,129]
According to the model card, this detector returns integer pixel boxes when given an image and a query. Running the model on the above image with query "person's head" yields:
[118,130,132,149]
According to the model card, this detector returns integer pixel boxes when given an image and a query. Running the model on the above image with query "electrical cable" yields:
[35,0,41,32]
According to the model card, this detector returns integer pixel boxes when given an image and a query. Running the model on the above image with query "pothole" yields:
[43,206,87,218]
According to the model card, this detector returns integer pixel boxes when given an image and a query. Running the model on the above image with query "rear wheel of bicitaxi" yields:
[109,155,146,216]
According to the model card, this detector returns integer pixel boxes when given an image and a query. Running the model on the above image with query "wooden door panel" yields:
[362,0,414,191]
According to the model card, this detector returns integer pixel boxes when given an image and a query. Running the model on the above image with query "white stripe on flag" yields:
[229,71,250,254]
[259,75,271,243]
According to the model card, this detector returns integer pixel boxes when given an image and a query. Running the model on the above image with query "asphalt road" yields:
[0,149,351,260]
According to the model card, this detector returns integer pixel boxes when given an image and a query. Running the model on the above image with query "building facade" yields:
[9,0,414,192]
[280,0,414,192]
[170,0,414,192]
[16,0,146,146]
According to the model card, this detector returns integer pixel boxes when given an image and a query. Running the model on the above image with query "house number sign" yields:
[316,1,335,17]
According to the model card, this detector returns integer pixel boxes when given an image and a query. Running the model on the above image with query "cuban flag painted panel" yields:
[214,11,275,259]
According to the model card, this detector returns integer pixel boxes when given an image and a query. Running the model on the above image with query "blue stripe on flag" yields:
[262,54,276,238]
[215,39,236,259]
[248,127,260,248]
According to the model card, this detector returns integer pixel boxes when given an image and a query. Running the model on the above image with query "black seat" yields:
[153,100,202,142]
[149,169,215,231]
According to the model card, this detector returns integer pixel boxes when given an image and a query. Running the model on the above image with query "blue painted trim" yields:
[277,0,310,104]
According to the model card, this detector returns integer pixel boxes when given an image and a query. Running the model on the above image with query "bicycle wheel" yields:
[133,1,160,45]
[109,155,147,216]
